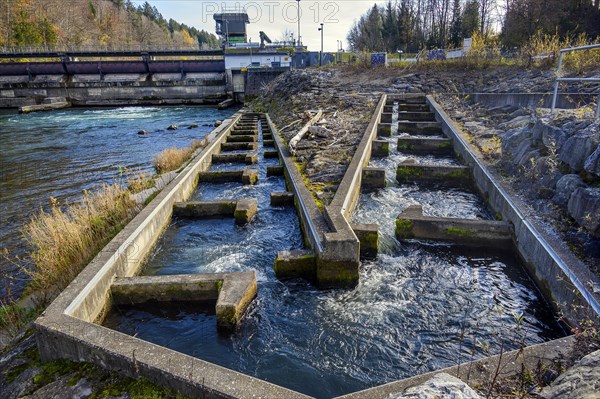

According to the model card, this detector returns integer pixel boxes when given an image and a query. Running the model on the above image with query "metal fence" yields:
[551,43,600,118]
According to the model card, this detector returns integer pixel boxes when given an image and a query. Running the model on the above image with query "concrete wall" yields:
[0,74,227,108]
[427,95,600,322]
[467,92,597,109]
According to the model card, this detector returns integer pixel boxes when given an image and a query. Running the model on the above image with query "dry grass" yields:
[22,184,140,291]
[152,139,206,174]
[124,167,154,194]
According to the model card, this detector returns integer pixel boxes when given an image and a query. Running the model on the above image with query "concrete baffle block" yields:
[274,249,317,280]
[362,167,386,191]
[242,170,259,185]
[264,150,279,159]
[227,135,257,143]
[173,201,237,218]
[216,271,258,331]
[397,137,452,154]
[396,159,471,187]
[372,139,390,158]
[271,192,295,206]
[380,113,393,124]
[397,111,435,121]
[267,165,284,177]
[397,121,441,135]
[234,199,258,225]
[352,224,379,259]
[395,205,513,247]
[245,153,259,164]
[377,123,392,137]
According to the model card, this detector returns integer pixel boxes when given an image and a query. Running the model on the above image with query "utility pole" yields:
[296,0,301,46]
[318,23,324,66]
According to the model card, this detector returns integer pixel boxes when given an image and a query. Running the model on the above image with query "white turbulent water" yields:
[104,118,564,399]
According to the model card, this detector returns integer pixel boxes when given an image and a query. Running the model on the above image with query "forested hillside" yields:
[348,0,600,52]
[0,0,220,49]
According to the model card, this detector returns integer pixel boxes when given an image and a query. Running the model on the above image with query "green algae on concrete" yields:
[395,219,415,239]
[351,224,379,259]
[445,227,475,237]
[234,199,258,225]
[274,250,317,280]
[316,258,360,288]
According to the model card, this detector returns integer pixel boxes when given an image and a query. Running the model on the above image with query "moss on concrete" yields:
[395,219,414,239]
[397,141,413,151]
[396,166,422,181]
[316,259,359,288]
[445,227,475,237]
[274,253,316,280]
[439,141,452,150]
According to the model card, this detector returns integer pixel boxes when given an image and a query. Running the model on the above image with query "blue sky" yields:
[132,1,378,51]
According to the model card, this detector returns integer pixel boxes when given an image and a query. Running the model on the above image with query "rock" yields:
[308,125,331,138]
[568,187,600,237]
[501,127,533,161]
[553,174,585,206]
[215,120,223,127]
[166,124,177,131]
[389,373,482,399]
[584,145,600,177]
[21,376,93,399]
[137,130,149,135]
[540,350,600,399]
[503,115,534,129]
[187,123,199,129]
[559,123,600,172]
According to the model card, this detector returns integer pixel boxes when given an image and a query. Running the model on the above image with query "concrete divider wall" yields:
[266,114,328,254]
[427,95,600,322]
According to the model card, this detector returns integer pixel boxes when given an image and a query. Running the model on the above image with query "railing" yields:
[0,44,202,54]
[551,43,600,118]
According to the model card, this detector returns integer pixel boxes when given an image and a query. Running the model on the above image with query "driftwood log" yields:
[289,110,323,156]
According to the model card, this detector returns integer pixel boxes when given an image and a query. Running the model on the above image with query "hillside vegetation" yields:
[0,0,219,49]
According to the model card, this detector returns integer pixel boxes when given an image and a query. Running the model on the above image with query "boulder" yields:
[559,123,600,172]
[531,120,567,149]
[137,130,150,135]
[584,145,600,177]
[501,127,532,158]
[389,373,482,399]
[540,350,600,399]
[568,187,600,237]
[215,120,223,127]
[166,124,177,131]
[552,174,585,207]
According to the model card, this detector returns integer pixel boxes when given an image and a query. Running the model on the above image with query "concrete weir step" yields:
[267,165,284,177]
[398,121,442,134]
[212,152,258,164]
[352,224,379,259]
[399,103,430,112]
[198,169,259,185]
[397,160,471,186]
[264,150,279,159]
[397,137,452,153]
[362,167,386,191]
[110,272,257,330]
[397,111,435,121]
[221,142,258,152]
[381,113,394,124]
[371,140,390,157]
[395,205,513,247]
[173,199,258,225]
[378,123,393,137]
[227,135,257,143]
[230,129,258,136]
[274,249,316,280]
[271,192,295,206]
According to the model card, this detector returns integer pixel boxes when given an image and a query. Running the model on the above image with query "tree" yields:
[12,10,42,46]
[462,0,480,38]
[449,0,463,47]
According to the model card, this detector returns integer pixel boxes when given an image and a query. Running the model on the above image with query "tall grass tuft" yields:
[152,139,206,174]
[23,184,140,291]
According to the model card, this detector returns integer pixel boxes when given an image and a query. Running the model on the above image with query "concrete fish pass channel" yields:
[33,96,600,398]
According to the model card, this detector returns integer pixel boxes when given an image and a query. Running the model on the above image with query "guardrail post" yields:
[551,51,563,113]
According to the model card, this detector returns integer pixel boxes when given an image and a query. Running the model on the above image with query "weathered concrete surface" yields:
[362,167,386,191]
[371,140,390,158]
[111,273,223,304]
[396,160,472,186]
[198,170,258,185]
[227,135,258,143]
[540,349,600,399]
[352,224,379,259]
[395,205,513,247]
[397,111,435,122]
[215,271,257,330]
[397,137,452,154]
[274,250,317,280]
[226,153,258,164]
[271,192,295,206]
[221,142,258,151]
[173,200,237,218]
[267,165,284,177]
[398,121,441,134]
[388,373,482,399]
[234,199,258,225]
[377,123,392,137]
[19,100,70,113]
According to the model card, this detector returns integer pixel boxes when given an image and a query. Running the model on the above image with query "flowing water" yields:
[104,119,565,398]
[0,106,237,299]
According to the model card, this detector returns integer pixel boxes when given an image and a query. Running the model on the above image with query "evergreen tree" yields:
[462,0,480,39]
[449,0,462,48]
